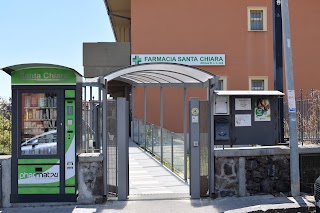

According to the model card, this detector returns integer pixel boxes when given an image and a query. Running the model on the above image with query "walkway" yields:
[7,195,315,212]
[128,139,189,198]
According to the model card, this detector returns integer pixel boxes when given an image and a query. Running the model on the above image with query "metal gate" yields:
[106,100,117,196]
[81,85,129,200]
[300,154,320,193]
[106,98,129,200]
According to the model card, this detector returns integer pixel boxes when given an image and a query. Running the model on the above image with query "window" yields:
[250,10,263,30]
[21,92,58,155]
[248,7,267,31]
[217,80,224,90]
[216,76,227,90]
[249,76,268,90]
[251,80,264,90]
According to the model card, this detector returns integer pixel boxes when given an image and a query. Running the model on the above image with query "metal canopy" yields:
[102,63,217,88]
[215,90,285,96]
[94,63,217,198]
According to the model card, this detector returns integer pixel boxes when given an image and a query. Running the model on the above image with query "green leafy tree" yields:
[0,97,12,154]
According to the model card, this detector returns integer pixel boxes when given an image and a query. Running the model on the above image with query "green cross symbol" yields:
[132,55,142,65]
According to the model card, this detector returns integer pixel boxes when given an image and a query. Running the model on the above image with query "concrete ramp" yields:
[128,140,189,198]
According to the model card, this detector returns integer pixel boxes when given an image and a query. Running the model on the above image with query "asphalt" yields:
[3,140,317,212]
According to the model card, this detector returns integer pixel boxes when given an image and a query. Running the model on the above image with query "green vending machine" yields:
[1,64,82,203]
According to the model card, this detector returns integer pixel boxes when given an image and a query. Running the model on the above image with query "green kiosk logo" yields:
[132,55,142,65]
[11,68,76,85]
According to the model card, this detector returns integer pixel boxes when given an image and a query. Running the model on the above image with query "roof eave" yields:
[103,0,131,42]
[103,0,117,41]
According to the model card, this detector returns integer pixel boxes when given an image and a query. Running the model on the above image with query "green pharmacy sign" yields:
[131,54,226,66]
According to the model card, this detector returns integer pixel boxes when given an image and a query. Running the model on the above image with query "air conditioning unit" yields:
[315,176,320,212]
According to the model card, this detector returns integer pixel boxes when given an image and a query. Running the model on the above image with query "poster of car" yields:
[254,98,271,121]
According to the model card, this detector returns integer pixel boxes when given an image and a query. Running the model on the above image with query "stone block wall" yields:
[215,155,291,197]
[245,156,290,195]
[78,153,104,204]
[214,145,320,198]
[215,157,239,197]
[0,156,11,207]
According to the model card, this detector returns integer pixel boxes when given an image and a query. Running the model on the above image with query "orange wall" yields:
[289,0,320,93]
[134,86,206,133]
[131,0,274,89]
[131,0,320,132]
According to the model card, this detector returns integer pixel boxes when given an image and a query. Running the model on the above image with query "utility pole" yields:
[281,0,300,196]
[273,0,284,143]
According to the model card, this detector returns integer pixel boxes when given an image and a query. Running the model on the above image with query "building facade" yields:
[94,0,320,133]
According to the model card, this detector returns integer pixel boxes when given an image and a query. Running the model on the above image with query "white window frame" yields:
[249,76,268,91]
[247,7,267,31]
[216,76,228,90]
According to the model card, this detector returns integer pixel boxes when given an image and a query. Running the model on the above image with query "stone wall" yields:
[245,156,290,195]
[215,157,239,197]
[0,155,11,207]
[214,145,320,198]
[78,153,104,204]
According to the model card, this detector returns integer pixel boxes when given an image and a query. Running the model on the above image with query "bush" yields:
[0,97,11,154]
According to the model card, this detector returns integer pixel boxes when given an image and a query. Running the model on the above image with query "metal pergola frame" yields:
[84,63,218,197]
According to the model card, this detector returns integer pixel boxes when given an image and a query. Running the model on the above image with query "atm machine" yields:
[1,64,82,202]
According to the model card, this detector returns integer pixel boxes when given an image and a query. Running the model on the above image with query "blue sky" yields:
[0,1,115,100]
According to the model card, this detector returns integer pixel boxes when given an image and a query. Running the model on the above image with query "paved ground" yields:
[128,140,189,196]
[4,195,315,213]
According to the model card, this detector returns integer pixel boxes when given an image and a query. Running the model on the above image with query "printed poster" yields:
[254,98,271,121]
[287,90,296,112]
[235,98,251,110]
[235,114,251,127]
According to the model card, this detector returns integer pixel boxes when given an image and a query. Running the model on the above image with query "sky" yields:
[0,1,115,100]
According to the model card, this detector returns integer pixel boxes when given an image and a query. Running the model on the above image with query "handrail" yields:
[132,117,187,180]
